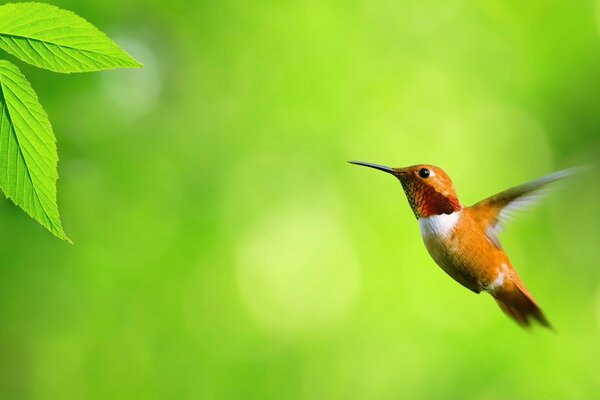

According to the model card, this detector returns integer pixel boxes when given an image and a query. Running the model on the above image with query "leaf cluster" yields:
[0,2,141,241]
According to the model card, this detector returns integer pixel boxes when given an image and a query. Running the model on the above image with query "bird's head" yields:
[349,161,462,218]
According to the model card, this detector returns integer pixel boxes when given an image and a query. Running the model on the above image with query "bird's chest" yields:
[418,212,462,261]
[417,211,484,292]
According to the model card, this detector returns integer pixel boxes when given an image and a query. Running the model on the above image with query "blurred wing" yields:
[471,168,577,248]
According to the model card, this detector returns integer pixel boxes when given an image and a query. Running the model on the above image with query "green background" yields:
[1,0,600,398]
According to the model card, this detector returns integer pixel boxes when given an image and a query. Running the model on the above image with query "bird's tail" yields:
[491,278,551,329]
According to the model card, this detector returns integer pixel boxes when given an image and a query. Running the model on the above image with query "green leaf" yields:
[0,2,142,73]
[0,60,69,241]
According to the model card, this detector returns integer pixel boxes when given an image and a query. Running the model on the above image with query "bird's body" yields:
[418,208,548,327]
[349,161,570,328]
[419,209,501,294]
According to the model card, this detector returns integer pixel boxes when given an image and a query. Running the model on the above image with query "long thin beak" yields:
[348,160,395,174]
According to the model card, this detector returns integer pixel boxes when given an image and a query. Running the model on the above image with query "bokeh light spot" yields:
[101,36,161,116]
[236,203,360,337]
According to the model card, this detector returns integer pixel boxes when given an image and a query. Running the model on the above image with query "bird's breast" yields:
[418,210,481,292]
[418,211,462,241]
[418,211,463,268]
[417,208,508,293]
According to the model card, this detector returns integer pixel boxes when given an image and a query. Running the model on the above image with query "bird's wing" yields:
[470,168,577,249]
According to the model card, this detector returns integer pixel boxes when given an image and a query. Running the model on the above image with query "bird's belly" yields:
[423,237,481,293]
[419,225,483,293]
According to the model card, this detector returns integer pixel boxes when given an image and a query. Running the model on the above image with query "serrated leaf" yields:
[0,60,69,241]
[0,2,142,73]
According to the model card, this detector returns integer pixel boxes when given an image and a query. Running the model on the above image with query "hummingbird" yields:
[349,161,573,328]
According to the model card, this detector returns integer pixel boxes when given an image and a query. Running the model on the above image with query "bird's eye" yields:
[418,168,430,178]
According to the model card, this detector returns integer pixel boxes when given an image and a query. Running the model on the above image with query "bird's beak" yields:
[348,160,396,175]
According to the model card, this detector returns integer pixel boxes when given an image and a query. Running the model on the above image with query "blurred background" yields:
[1,0,600,398]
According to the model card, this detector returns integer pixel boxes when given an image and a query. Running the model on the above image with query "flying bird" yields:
[349,161,574,328]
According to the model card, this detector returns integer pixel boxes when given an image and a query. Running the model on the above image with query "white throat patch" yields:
[418,211,461,239]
